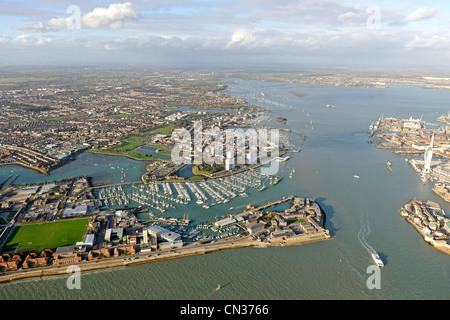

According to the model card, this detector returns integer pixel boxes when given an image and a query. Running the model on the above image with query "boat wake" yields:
[358,214,376,257]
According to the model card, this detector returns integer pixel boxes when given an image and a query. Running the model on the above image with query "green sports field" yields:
[3,218,89,253]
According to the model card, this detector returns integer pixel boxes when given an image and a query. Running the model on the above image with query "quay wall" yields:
[401,215,450,256]
[0,235,331,285]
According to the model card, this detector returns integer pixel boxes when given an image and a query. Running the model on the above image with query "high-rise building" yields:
[142,229,149,244]
[225,151,235,171]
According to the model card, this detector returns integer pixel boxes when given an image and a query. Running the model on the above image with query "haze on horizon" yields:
[1,1,449,70]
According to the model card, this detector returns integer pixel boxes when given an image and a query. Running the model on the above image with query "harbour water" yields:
[0,80,449,300]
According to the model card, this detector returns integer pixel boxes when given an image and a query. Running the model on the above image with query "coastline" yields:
[431,188,450,203]
[0,234,330,286]
[0,149,89,177]
[0,162,49,175]
[398,211,450,256]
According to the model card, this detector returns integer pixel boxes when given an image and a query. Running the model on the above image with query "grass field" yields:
[3,218,89,253]
[141,124,175,136]
[88,139,172,161]
[107,113,139,119]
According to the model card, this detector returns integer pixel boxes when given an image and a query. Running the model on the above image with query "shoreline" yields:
[431,188,450,203]
[0,162,49,175]
[0,148,89,177]
[0,234,330,286]
[398,211,450,256]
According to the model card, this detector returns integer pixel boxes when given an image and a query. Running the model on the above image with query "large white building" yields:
[146,225,181,242]
[225,151,235,171]
[214,216,244,229]
[402,116,423,130]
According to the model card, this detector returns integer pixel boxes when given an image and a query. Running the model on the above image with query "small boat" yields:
[386,162,393,173]
[203,205,210,209]
[371,252,384,268]
[216,284,221,291]
[353,175,360,179]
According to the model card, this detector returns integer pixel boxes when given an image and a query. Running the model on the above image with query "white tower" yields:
[423,134,434,174]
[142,229,149,245]
[225,151,235,171]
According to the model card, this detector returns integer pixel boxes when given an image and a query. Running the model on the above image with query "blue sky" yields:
[1,0,449,68]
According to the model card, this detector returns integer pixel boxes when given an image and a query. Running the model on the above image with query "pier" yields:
[88,181,141,190]
[235,195,294,217]
[0,175,12,189]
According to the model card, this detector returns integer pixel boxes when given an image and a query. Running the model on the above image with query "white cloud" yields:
[81,2,138,29]
[16,22,48,33]
[338,11,360,22]
[226,29,256,48]
[404,34,445,49]
[47,17,73,31]
[405,6,439,22]
[18,2,138,32]
[1,34,53,47]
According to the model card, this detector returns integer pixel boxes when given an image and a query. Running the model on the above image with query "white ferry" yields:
[371,252,384,268]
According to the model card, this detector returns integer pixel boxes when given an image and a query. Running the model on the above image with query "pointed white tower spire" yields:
[423,133,434,174]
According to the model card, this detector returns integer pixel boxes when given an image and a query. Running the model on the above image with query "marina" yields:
[93,168,284,214]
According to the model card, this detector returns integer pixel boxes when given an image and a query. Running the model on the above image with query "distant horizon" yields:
[1,63,450,76]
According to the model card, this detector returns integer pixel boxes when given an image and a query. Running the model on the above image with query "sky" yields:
[1,0,449,69]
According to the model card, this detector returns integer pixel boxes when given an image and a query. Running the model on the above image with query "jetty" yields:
[236,195,294,217]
